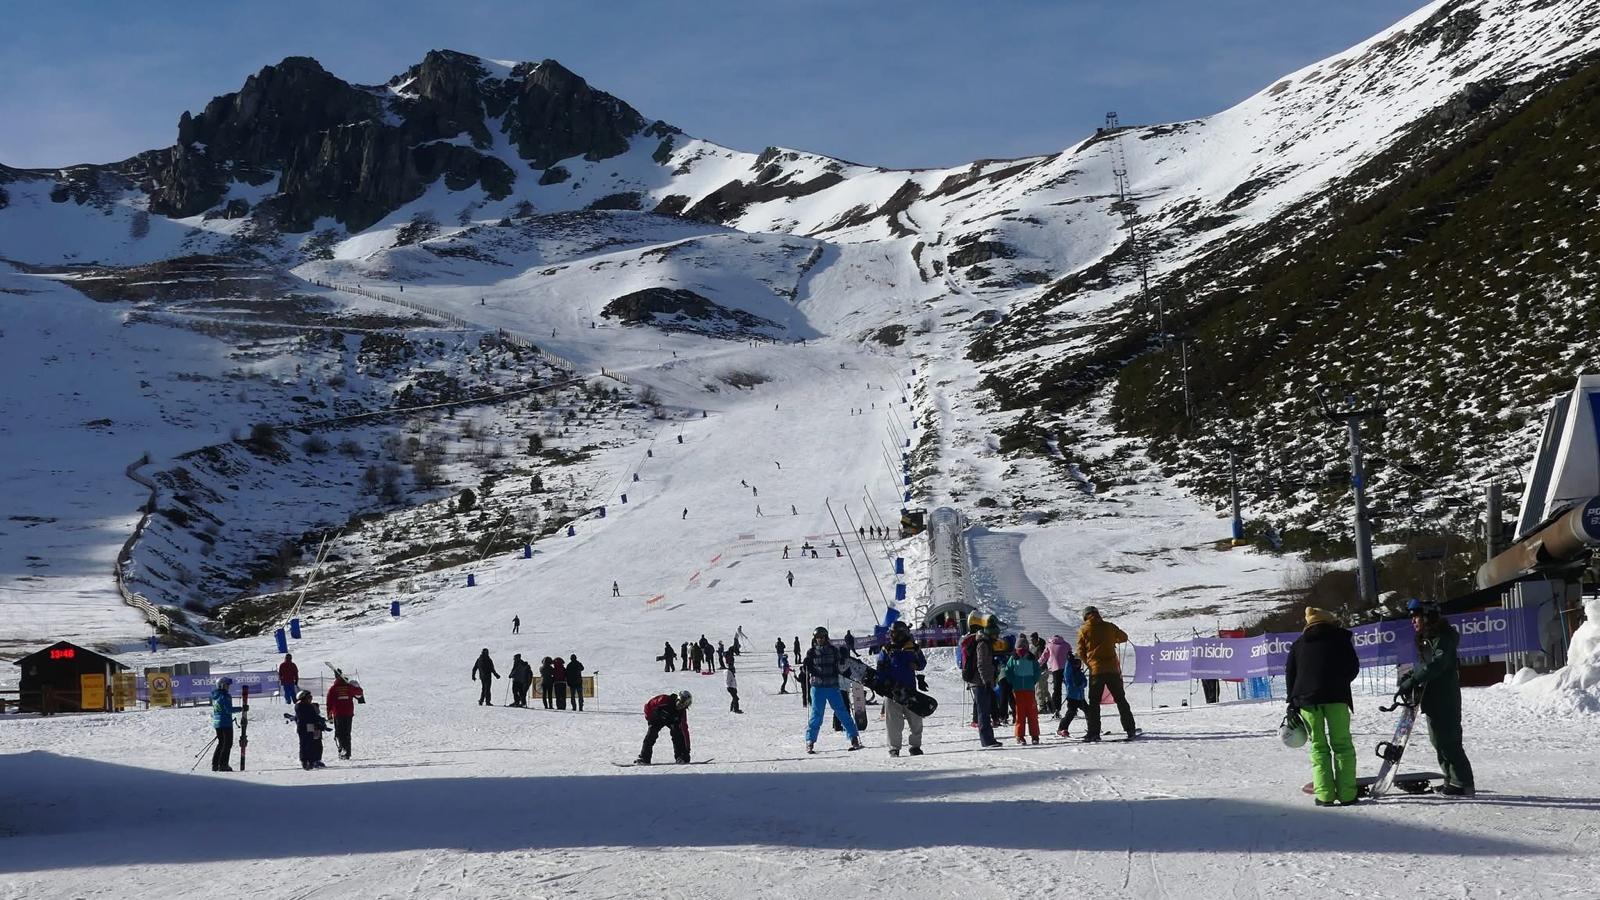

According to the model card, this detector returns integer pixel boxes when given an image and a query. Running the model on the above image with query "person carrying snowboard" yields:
[326,672,365,760]
[539,657,556,708]
[565,654,586,712]
[636,690,693,764]
[292,690,331,770]
[1002,639,1044,744]
[803,627,862,753]
[471,648,499,706]
[1056,649,1091,737]
[1398,599,1476,797]
[509,653,533,708]
[278,653,299,706]
[209,676,239,772]
[876,620,926,757]
[1077,606,1137,741]
[1286,606,1360,806]
[660,640,677,672]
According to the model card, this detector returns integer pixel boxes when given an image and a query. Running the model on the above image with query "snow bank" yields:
[1499,597,1600,715]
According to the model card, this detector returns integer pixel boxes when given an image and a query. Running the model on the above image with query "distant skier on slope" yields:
[635,690,692,765]
[1398,599,1476,797]
[471,649,500,707]
[1287,607,1360,806]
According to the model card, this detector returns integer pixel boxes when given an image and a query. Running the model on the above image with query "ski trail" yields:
[965,527,1076,637]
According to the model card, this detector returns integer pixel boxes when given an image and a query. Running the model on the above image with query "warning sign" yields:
[79,673,106,711]
[147,670,174,708]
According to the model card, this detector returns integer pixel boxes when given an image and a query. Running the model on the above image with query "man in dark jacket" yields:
[636,691,693,764]
[565,654,586,711]
[509,654,533,707]
[961,616,1002,748]
[1398,599,1476,796]
[1286,607,1360,806]
[876,620,927,757]
[660,641,677,672]
[471,649,499,706]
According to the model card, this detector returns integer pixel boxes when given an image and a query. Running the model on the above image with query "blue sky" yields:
[1,1,1427,169]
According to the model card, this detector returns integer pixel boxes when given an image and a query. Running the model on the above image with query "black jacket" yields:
[471,653,497,681]
[1286,623,1359,709]
[509,659,533,684]
[565,659,585,687]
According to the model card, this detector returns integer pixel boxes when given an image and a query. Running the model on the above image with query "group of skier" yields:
[472,648,589,710]
[657,634,738,674]
[959,611,1121,748]
[206,659,365,773]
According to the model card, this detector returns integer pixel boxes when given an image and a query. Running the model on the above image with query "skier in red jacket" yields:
[326,673,365,760]
[635,691,692,765]
[277,654,299,706]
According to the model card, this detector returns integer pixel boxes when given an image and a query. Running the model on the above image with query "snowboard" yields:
[612,758,714,767]
[1302,771,1443,797]
[838,656,937,718]
[1367,692,1422,799]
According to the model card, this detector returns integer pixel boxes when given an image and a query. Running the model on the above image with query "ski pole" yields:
[189,735,218,773]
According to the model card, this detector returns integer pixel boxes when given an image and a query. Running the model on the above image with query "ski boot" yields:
[848,738,863,751]
[634,757,651,766]
[1438,783,1475,797]
[907,747,924,756]
[888,748,900,758]
[806,742,815,755]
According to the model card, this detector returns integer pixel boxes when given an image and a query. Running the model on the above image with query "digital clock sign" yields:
[49,648,76,660]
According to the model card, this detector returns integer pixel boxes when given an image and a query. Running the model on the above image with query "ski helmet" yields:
[813,626,830,641]
[1279,711,1308,749]
[889,620,911,640]
[296,690,313,703]
[217,676,233,689]
[676,690,693,709]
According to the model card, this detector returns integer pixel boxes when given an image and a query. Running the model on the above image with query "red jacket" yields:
[326,679,364,717]
[278,660,299,684]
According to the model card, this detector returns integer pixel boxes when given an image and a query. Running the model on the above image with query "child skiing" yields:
[1056,650,1091,737]
[291,690,331,770]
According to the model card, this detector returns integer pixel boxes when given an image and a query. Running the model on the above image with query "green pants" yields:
[1302,703,1357,803]
[1424,702,1475,789]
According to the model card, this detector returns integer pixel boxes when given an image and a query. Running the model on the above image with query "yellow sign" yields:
[80,673,106,712]
[112,672,137,711]
[147,670,173,708]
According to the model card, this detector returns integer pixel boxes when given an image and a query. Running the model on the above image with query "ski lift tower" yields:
[1315,386,1385,607]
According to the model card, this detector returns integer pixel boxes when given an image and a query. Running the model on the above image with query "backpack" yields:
[960,634,980,684]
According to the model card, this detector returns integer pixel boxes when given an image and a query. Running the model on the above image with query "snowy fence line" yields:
[308,278,580,374]
[115,455,170,632]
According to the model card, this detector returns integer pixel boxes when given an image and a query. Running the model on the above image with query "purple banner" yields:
[137,671,284,701]
[1133,607,1541,683]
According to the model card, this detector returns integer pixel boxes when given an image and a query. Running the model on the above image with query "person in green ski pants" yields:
[1286,607,1361,805]
[1398,599,1475,797]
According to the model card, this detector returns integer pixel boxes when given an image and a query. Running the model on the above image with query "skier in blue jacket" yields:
[1055,651,1091,738]
[210,677,239,772]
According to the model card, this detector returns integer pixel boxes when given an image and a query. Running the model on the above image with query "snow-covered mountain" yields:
[5,0,1600,641]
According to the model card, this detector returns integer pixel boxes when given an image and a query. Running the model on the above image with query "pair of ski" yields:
[1300,691,1443,799]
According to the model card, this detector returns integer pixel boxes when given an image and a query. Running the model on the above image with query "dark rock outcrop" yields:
[600,287,779,337]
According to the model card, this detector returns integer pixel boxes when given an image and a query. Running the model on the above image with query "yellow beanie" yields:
[1304,607,1339,628]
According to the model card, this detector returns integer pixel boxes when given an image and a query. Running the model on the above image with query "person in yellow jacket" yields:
[1076,606,1138,741]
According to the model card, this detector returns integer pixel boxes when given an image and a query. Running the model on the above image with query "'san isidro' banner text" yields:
[1131,607,1541,684]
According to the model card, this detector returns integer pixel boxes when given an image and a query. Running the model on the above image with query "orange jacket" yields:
[1076,611,1128,675]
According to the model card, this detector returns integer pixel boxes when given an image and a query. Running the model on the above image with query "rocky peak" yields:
[501,57,648,169]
